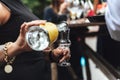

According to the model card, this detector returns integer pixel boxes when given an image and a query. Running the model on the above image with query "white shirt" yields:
[105,0,120,41]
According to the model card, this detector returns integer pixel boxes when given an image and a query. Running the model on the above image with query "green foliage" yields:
[22,0,40,9]
[22,0,51,19]
[22,0,94,18]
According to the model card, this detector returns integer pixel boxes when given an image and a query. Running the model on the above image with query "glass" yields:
[66,0,83,23]
[57,26,71,67]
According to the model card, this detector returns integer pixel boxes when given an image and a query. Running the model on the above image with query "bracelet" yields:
[3,42,13,62]
[2,42,16,73]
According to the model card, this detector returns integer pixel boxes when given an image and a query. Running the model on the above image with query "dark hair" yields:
[51,0,61,13]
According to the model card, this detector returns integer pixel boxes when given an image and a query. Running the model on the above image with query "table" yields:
[68,22,105,28]
[68,18,105,28]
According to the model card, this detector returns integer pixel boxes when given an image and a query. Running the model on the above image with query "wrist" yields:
[0,42,17,62]
[7,42,23,57]
[49,50,58,63]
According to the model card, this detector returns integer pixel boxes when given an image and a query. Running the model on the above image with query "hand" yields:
[15,20,46,52]
[59,2,68,15]
[52,47,71,63]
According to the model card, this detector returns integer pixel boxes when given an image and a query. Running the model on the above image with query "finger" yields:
[20,22,27,35]
[63,49,70,55]
[59,56,66,63]
[26,20,46,27]
[59,54,71,63]
[53,48,64,57]
[25,20,46,31]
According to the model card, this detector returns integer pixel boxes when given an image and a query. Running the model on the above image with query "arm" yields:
[0,2,10,25]
[0,2,46,62]
[0,2,24,62]
[58,2,68,15]
[105,0,120,41]
[93,0,99,15]
[0,42,23,62]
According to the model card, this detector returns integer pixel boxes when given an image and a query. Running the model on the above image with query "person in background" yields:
[0,0,70,80]
[105,0,120,41]
[93,0,120,70]
[43,0,69,24]
[105,0,120,70]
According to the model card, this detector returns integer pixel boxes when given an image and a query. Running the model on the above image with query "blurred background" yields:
[22,0,94,18]
[22,0,51,18]
[21,0,120,80]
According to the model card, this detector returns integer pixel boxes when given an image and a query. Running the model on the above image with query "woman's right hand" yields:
[15,20,46,52]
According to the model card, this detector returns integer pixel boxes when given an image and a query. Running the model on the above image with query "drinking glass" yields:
[58,40,71,67]
[57,22,71,67]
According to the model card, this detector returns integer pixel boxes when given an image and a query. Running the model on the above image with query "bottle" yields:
[25,21,70,51]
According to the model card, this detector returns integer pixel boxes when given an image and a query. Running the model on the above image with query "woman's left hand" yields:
[52,47,71,63]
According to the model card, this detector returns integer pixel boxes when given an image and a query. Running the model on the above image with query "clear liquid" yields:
[58,29,71,45]
[26,26,50,51]
[59,43,71,48]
